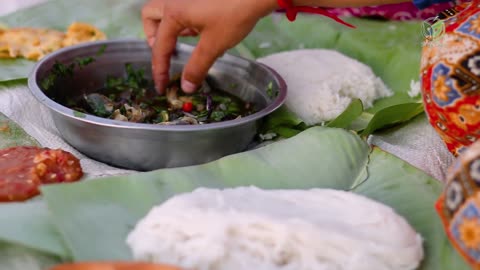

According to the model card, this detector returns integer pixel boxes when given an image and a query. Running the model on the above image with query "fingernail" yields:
[181,79,197,93]
[148,37,155,47]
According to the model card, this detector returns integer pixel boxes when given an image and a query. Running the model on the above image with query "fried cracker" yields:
[63,22,106,47]
[0,22,106,61]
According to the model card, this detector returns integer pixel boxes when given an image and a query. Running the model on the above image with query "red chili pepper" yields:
[183,102,193,112]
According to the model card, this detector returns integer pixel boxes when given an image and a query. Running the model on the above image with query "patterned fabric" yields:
[437,140,480,268]
[413,0,454,9]
[327,2,455,21]
[421,1,480,156]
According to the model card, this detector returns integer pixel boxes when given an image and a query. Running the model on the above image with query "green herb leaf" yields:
[75,57,95,68]
[360,102,425,136]
[84,94,113,118]
[96,45,107,56]
[260,106,304,134]
[125,63,148,90]
[348,112,374,132]
[210,111,226,122]
[270,126,302,138]
[105,76,124,89]
[326,99,363,129]
[40,73,56,91]
[266,81,277,98]
[73,111,86,118]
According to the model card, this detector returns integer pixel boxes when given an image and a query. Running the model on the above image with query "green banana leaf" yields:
[0,127,453,270]
[0,112,39,149]
[360,102,425,136]
[355,149,469,270]
[40,127,369,260]
[0,201,69,258]
[0,127,468,268]
[0,242,61,270]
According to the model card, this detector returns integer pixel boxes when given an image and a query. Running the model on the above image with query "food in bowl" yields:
[0,146,83,202]
[29,40,286,170]
[48,63,257,125]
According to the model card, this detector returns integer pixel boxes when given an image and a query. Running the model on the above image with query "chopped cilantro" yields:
[41,73,57,90]
[73,111,86,118]
[96,45,107,56]
[211,111,226,121]
[125,63,148,90]
[266,81,277,98]
[75,56,95,68]
[105,76,124,89]
[41,53,98,91]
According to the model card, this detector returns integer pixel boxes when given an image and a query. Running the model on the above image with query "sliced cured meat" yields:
[33,148,83,184]
[0,146,83,202]
[0,147,43,202]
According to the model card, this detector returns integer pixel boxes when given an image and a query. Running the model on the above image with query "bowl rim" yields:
[28,38,287,132]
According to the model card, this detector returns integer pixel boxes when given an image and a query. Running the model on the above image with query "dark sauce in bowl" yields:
[56,63,256,125]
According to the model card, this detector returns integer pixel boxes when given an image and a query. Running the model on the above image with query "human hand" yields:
[142,0,277,94]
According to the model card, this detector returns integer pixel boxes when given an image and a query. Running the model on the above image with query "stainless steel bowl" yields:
[28,39,287,171]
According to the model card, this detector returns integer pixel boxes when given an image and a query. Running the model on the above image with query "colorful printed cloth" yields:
[327,2,455,21]
[421,1,480,156]
[437,139,480,268]
[429,2,480,268]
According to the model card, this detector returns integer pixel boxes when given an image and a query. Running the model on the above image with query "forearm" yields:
[293,0,410,7]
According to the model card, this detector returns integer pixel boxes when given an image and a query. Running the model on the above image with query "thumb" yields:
[181,32,225,93]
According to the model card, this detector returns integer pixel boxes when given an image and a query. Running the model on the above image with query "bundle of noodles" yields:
[127,187,424,270]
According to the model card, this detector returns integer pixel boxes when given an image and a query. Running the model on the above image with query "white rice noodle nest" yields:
[127,187,423,270]
[258,49,393,125]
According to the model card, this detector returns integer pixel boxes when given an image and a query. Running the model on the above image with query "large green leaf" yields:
[0,242,62,270]
[23,127,464,270]
[0,127,468,269]
[353,149,469,270]
[0,0,145,82]
[41,127,369,260]
[0,201,69,258]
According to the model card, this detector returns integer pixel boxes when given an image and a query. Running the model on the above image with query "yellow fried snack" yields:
[63,22,106,47]
[0,22,106,61]
[0,28,65,60]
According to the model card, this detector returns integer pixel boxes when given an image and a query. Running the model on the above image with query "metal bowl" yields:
[28,39,287,171]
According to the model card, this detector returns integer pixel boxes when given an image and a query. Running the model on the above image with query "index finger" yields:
[151,16,184,94]
[142,1,164,47]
